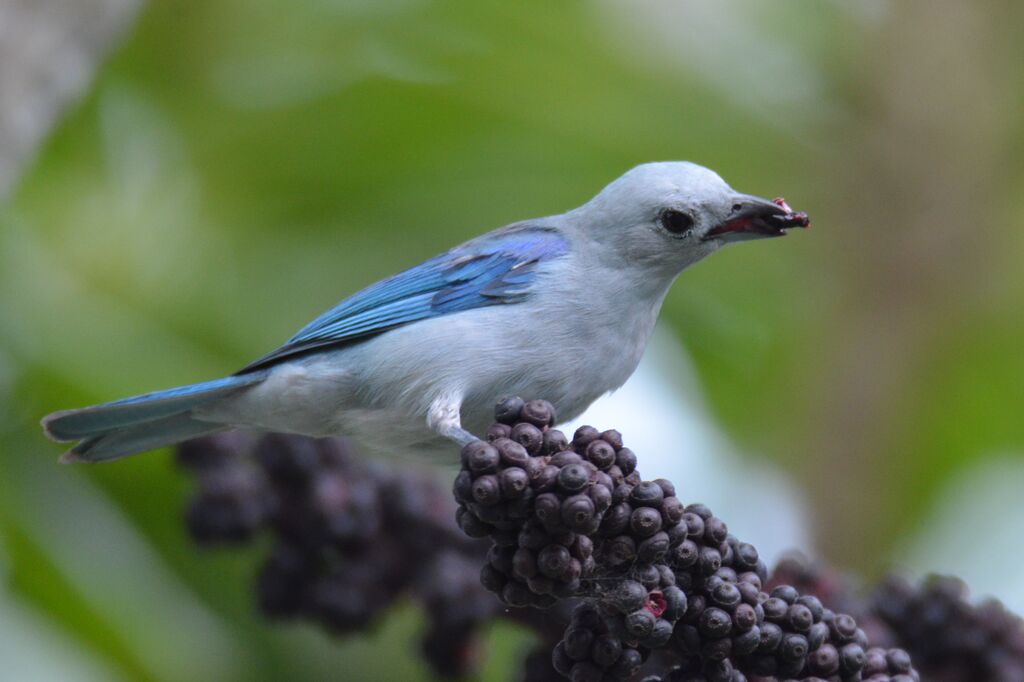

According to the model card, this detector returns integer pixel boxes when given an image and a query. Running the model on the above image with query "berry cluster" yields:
[766,555,1024,682]
[453,398,641,609]
[178,431,500,678]
[176,398,1024,682]
[178,432,272,543]
[453,398,920,681]
[765,555,866,625]
[869,575,1024,682]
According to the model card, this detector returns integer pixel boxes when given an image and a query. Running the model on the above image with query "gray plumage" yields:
[42,161,807,462]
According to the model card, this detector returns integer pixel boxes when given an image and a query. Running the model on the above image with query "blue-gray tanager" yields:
[42,162,808,463]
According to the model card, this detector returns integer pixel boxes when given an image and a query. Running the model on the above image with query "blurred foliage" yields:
[1,0,1022,680]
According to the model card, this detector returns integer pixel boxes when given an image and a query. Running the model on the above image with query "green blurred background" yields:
[2,1,1023,679]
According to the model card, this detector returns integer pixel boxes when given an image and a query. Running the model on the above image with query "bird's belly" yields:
[458,369,607,434]
[332,305,635,437]
[201,300,652,458]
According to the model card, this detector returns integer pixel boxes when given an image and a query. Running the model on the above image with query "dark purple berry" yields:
[599,429,623,450]
[521,399,555,427]
[456,506,490,538]
[660,497,684,525]
[501,580,534,607]
[630,506,663,537]
[527,574,555,596]
[780,633,809,660]
[795,594,823,621]
[552,642,573,675]
[486,423,512,441]
[685,503,712,520]
[584,439,616,470]
[254,433,319,488]
[682,512,704,538]
[732,625,761,656]
[733,542,759,570]
[614,448,637,475]
[557,463,590,492]
[769,584,799,604]
[653,478,675,498]
[591,633,622,667]
[641,618,673,648]
[637,531,670,562]
[534,493,561,524]
[710,582,742,610]
[702,634,732,661]
[788,603,813,632]
[533,465,560,492]
[661,585,687,619]
[538,544,572,579]
[808,643,840,676]
[543,429,569,455]
[758,622,783,653]
[510,423,544,455]
[480,564,506,593]
[587,484,612,513]
[699,546,722,575]
[629,481,664,508]
[453,470,473,503]
[607,648,642,679]
[605,535,637,567]
[671,539,699,569]
[635,563,661,589]
[561,494,596,531]
[464,441,500,474]
[499,467,530,499]
[699,607,732,639]
[829,613,858,643]
[886,648,913,673]
[494,396,525,424]
[839,643,866,674]
[493,437,530,467]
[487,545,515,573]
[736,581,760,606]
[625,608,656,639]
[703,516,728,545]
[470,475,501,506]
[612,580,648,613]
[763,597,789,622]
[571,425,600,450]
[600,503,630,536]
[512,548,537,579]
[808,621,828,650]
[563,626,594,661]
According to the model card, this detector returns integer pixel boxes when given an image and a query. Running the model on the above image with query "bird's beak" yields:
[703,194,810,242]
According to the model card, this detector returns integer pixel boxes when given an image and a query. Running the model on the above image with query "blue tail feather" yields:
[41,371,267,445]
[60,413,228,464]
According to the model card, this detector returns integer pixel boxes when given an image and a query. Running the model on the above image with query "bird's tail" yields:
[41,371,269,463]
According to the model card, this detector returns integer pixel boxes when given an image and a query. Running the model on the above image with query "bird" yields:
[41,161,808,463]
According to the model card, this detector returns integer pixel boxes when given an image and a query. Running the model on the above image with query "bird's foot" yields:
[441,426,479,447]
[427,393,481,447]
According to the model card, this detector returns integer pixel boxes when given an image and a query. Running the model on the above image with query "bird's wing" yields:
[237,225,569,372]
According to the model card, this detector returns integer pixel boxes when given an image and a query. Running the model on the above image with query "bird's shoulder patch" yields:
[238,225,568,372]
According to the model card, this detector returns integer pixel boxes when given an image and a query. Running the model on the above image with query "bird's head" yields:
[569,161,809,276]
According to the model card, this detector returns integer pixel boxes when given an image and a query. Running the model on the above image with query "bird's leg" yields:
[427,393,478,446]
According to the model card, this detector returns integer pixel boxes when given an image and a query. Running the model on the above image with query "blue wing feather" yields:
[238,226,568,372]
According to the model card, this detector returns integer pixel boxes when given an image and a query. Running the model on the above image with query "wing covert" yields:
[238,226,568,372]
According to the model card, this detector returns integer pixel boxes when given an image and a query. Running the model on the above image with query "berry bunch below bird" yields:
[174,398,1024,681]
[768,555,1024,682]
[453,397,919,681]
[177,431,504,678]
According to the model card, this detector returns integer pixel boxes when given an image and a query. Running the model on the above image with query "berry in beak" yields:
[704,195,810,242]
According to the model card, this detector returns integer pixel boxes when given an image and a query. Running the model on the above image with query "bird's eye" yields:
[660,210,694,236]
